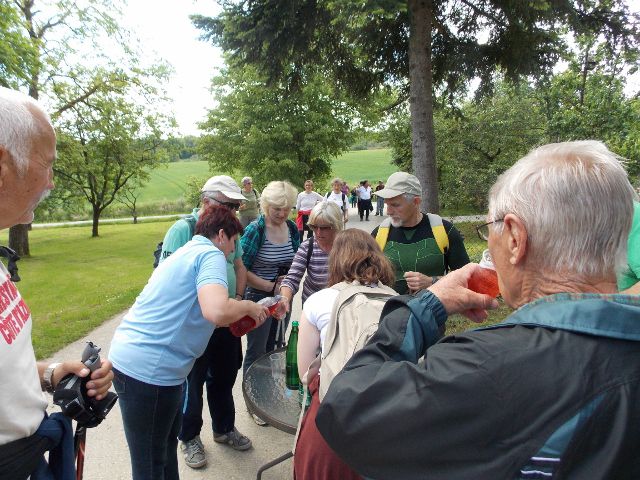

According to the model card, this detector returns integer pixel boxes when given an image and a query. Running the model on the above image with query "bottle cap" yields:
[292,321,299,326]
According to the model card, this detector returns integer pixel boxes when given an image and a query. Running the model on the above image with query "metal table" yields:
[243,347,302,479]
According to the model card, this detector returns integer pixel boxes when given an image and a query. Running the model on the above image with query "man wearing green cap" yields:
[372,172,469,294]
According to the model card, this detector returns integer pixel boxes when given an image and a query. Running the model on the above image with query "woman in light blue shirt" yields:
[109,205,269,480]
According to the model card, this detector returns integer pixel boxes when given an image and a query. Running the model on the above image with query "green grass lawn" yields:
[135,149,396,206]
[0,219,510,358]
[0,221,174,358]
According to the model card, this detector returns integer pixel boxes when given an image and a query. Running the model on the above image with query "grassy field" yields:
[0,220,509,358]
[0,221,174,358]
[135,148,396,206]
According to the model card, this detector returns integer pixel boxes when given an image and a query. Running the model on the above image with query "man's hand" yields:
[52,359,115,401]
[403,271,431,293]
[428,263,499,322]
[245,301,270,327]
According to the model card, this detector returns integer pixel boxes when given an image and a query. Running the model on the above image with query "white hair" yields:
[259,180,298,214]
[0,87,52,175]
[488,140,636,279]
[242,176,252,184]
[308,201,344,231]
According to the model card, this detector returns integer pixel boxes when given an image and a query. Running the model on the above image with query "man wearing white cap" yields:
[372,172,469,295]
[160,175,252,468]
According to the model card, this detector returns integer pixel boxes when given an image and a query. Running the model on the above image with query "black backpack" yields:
[153,215,197,268]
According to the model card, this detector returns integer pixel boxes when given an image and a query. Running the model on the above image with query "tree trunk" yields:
[408,0,439,213]
[92,207,100,237]
[8,224,30,256]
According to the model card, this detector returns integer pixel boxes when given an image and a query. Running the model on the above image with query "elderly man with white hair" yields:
[0,87,114,477]
[159,175,252,469]
[317,141,640,479]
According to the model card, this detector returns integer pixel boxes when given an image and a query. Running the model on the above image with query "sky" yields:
[124,0,224,136]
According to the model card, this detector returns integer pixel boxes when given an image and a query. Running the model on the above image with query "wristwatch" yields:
[43,362,62,394]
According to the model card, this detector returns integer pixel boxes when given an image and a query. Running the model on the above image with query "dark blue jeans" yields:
[242,287,290,376]
[113,368,183,480]
[178,327,242,441]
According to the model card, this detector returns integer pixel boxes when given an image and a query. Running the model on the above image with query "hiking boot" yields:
[181,435,206,469]
[214,428,253,451]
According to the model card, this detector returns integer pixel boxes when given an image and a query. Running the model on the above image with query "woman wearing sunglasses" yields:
[279,201,345,315]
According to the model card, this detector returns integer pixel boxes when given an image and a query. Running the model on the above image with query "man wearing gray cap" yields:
[372,172,469,295]
[160,175,252,468]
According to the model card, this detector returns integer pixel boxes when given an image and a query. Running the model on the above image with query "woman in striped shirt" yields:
[240,180,300,425]
[279,201,344,315]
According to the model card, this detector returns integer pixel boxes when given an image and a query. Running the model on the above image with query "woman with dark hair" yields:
[109,205,269,480]
[293,229,397,480]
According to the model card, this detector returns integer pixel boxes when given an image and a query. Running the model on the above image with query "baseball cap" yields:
[201,175,246,200]
[374,172,422,199]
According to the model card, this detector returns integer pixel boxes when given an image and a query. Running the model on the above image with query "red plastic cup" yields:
[468,250,500,298]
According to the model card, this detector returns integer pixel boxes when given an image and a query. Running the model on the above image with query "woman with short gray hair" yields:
[279,201,344,315]
[238,176,260,227]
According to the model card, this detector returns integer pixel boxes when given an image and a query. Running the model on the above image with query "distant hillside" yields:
[138,148,395,204]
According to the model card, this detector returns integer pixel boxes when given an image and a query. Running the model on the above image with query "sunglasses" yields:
[210,197,241,211]
[308,224,333,232]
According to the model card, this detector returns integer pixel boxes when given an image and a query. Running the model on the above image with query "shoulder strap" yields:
[184,215,197,238]
[325,192,330,198]
[305,237,314,269]
[323,282,397,353]
[426,213,448,255]
[375,217,393,251]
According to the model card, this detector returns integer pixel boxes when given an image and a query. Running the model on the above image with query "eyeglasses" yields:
[209,197,241,211]
[308,224,333,232]
[476,219,504,241]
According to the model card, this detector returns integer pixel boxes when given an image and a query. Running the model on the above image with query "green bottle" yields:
[285,321,300,390]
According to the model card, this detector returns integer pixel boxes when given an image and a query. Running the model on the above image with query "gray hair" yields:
[242,176,252,184]
[0,87,53,175]
[331,177,343,186]
[488,140,636,279]
[260,180,298,214]
[308,201,344,231]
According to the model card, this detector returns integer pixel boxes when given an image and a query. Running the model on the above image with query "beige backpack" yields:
[318,281,397,401]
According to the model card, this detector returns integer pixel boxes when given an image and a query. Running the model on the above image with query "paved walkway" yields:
[45,206,388,480]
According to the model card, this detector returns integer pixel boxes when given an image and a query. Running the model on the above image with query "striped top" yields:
[251,234,295,281]
[280,238,329,305]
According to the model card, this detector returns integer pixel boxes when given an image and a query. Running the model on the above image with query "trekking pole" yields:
[74,424,87,480]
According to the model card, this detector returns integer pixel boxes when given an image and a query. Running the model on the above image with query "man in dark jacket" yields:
[317,141,640,480]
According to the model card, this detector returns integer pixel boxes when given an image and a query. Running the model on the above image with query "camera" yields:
[53,342,118,428]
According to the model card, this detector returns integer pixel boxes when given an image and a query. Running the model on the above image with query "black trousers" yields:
[358,199,372,220]
[178,327,242,440]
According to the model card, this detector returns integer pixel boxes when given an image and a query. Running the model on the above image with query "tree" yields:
[54,89,173,237]
[198,63,362,187]
[0,0,155,254]
[195,0,638,212]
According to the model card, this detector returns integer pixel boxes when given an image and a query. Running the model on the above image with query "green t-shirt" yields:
[159,208,243,297]
[240,188,260,218]
[618,201,640,291]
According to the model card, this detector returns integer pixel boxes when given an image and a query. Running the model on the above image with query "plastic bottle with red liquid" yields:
[229,295,283,337]
[468,250,500,298]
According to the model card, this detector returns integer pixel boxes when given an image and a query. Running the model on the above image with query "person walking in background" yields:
[159,175,251,469]
[325,177,349,225]
[295,179,324,241]
[317,141,640,479]
[341,180,350,198]
[372,172,469,294]
[350,186,358,208]
[110,205,268,480]
[238,176,260,228]
[0,86,114,480]
[279,202,344,316]
[241,180,300,425]
[356,180,372,221]
[374,180,385,216]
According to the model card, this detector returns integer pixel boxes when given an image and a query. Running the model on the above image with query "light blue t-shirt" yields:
[109,235,228,386]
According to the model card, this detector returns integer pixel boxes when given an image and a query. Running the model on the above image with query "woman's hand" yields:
[245,301,270,328]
